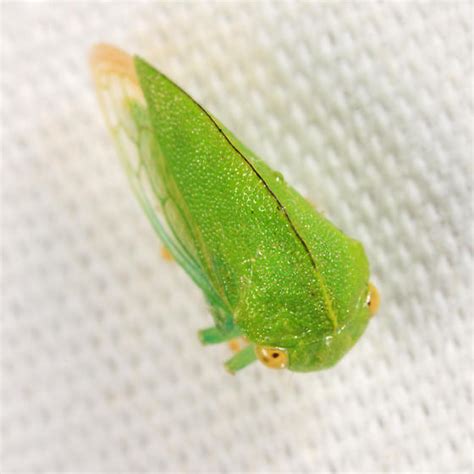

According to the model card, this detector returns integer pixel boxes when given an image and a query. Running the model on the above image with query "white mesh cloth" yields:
[1,2,472,472]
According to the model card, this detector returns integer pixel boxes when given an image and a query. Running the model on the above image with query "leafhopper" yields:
[90,45,379,373]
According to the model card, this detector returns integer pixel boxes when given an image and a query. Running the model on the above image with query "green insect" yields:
[90,44,379,373]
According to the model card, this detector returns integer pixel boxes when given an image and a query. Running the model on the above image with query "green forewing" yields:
[134,57,369,348]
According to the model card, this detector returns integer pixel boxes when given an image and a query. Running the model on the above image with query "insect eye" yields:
[255,346,288,369]
[366,282,380,316]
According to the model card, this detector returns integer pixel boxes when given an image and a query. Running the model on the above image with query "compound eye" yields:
[255,346,288,369]
[367,282,380,316]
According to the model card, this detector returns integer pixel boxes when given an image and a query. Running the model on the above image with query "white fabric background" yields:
[1,2,472,473]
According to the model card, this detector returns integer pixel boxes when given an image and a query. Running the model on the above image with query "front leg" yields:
[198,325,241,345]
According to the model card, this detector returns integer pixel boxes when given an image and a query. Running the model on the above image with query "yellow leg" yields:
[160,246,174,262]
[227,336,248,353]
[227,338,242,353]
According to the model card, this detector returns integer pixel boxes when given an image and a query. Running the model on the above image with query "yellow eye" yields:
[255,346,288,369]
[367,282,380,316]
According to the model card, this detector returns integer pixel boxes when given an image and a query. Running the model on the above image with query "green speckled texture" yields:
[134,57,371,371]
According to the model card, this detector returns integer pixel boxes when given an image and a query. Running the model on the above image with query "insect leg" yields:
[224,345,257,374]
[160,246,174,261]
[198,326,241,345]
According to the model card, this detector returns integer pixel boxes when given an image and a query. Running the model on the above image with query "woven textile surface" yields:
[1,2,472,472]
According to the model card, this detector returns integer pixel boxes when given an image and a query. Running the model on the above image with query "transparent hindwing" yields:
[90,45,232,326]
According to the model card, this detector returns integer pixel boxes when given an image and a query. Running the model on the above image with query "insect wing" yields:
[90,45,229,319]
